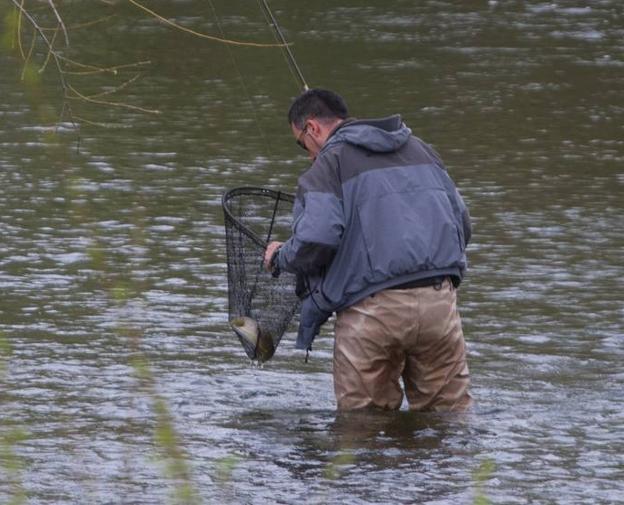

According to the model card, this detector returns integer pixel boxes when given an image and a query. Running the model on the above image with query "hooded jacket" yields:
[276,115,471,350]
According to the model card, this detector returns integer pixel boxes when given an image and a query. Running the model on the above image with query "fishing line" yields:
[208,0,311,328]
[206,0,310,157]
[257,0,309,92]
[206,0,289,305]
[206,0,274,158]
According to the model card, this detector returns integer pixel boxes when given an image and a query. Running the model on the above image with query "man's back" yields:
[293,116,470,315]
[267,88,473,412]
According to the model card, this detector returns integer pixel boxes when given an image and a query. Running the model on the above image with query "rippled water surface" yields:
[1,1,623,503]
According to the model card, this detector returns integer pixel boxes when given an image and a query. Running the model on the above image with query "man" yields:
[264,89,472,412]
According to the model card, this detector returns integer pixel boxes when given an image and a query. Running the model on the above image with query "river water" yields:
[1,1,623,503]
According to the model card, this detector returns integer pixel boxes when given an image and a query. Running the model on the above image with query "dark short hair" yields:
[287,89,349,129]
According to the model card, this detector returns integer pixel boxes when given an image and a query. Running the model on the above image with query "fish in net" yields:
[222,187,300,362]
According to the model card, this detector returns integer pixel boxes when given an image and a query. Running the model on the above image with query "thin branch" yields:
[72,115,127,128]
[70,14,116,30]
[62,60,152,76]
[86,73,142,98]
[56,54,151,73]
[39,25,59,74]
[17,0,26,59]
[39,14,118,31]
[20,25,38,81]
[12,0,283,126]
[55,55,111,72]
[127,0,288,48]
[46,0,69,46]
[67,83,161,115]
[10,0,68,92]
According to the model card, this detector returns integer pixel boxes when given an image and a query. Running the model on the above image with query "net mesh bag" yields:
[222,187,300,362]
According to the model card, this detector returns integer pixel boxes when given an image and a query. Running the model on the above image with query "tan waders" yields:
[333,278,472,411]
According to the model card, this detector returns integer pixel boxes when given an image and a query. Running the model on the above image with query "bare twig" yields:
[10,0,68,92]
[67,83,161,115]
[46,0,69,46]
[72,115,127,128]
[11,0,286,126]
[39,14,118,32]
[61,59,152,75]
[39,25,59,74]
[127,0,288,48]
[86,73,142,98]
[68,14,117,30]
[17,0,26,59]
[20,25,38,80]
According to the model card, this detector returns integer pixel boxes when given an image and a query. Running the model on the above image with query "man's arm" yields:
[460,196,472,247]
[267,157,345,276]
[435,166,471,249]
[264,241,283,273]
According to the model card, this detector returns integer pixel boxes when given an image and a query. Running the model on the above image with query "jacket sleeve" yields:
[276,156,344,276]
[429,156,471,249]
[459,193,472,247]
[445,178,471,249]
[421,139,472,248]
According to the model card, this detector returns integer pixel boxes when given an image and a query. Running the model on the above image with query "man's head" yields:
[287,89,349,159]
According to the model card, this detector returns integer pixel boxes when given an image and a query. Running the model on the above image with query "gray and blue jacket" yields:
[276,115,471,350]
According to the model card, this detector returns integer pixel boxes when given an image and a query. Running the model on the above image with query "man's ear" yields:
[307,118,322,137]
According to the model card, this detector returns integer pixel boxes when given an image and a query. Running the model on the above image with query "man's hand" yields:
[264,241,283,272]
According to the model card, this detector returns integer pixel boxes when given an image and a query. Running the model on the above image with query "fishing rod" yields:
[258,0,309,92]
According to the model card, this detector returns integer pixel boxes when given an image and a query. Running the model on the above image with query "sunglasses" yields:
[296,124,309,151]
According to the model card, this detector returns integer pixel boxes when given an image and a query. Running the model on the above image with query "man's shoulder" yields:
[297,153,342,196]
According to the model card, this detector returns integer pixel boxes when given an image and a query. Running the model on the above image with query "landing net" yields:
[222,187,300,361]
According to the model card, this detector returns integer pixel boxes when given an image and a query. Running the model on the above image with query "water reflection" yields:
[217,407,485,504]
[1,0,623,503]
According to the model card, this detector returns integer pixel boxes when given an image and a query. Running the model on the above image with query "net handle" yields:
[248,190,282,304]
[265,190,282,245]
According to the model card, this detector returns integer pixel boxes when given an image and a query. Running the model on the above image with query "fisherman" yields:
[264,89,472,412]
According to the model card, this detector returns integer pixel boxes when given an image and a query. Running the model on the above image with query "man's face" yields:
[291,121,319,161]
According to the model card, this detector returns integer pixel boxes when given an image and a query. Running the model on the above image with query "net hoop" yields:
[222,186,299,362]
[222,186,295,248]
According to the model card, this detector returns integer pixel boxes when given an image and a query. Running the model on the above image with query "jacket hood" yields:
[320,115,412,155]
